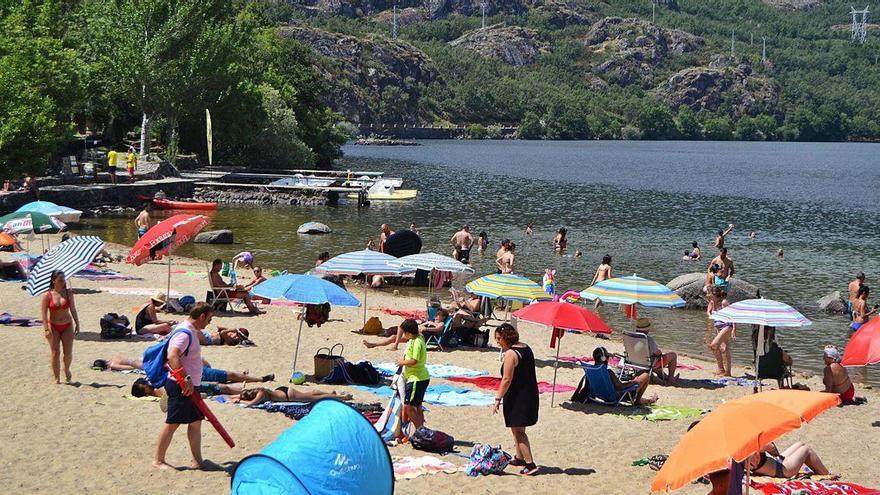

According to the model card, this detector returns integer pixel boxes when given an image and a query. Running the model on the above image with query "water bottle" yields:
[230,270,237,286]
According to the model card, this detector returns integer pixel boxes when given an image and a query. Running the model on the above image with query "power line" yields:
[851,5,870,44]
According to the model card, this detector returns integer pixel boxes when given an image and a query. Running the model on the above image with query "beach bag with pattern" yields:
[409,426,455,453]
[465,444,512,476]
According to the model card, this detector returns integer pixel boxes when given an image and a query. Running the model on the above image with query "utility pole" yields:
[851,5,870,44]
[480,0,487,28]
[392,2,397,39]
[761,36,766,63]
[731,30,735,58]
[652,1,655,23]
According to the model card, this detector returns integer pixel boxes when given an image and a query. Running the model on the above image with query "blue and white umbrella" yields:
[318,249,415,325]
[252,274,360,382]
[26,236,105,296]
[16,201,83,224]
[389,252,474,274]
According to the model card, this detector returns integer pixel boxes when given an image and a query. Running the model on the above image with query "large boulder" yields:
[761,0,821,9]
[666,272,760,309]
[655,62,779,118]
[449,25,549,67]
[584,17,704,87]
[194,230,233,244]
[279,24,444,126]
[295,0,527,19]
[529,0,595,28]
[817,291,848,314]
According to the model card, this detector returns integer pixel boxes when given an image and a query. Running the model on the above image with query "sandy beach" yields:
[1,236,878,495]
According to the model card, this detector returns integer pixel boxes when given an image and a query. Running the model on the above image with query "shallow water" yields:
[80,140,880,384]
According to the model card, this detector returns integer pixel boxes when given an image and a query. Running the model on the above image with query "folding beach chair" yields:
[756,342,793,391]
[581,363,639,406]
[425,317,454,351]
[622,331,666,383]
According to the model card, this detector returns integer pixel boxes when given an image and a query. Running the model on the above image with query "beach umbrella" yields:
[126,214,210,300]
[580,275,686,309]
[0,211,66,235]
[842,318,880,366]
[711,298,811,392]
[466,273,551,303]
[252,274,360,383]
[390,252,474,300]
[317,249,414,326]
[15,200,83,223]
[513,301,611,407]
[651,390,839,493]
[26,236,105,296]
[0,232,16,248]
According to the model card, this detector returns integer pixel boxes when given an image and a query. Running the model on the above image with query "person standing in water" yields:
[450,225,474,264]
[135,203,152,238]
[590,255,613,307]
[848,272,866,319]
[850,285,876,332]
[525,223,533,237]
[553,228,568,253]
[496,242,516,274]
[379,224,394,253]
[477,231,488,255]
[714,224,734,250]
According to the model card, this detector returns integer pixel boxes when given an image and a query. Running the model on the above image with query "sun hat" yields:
[635,318,652,330]
[151,292,167,307]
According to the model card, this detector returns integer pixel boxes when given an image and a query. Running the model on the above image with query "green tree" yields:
[543,100,591,140]
[516,112,544,139]
[379,86,409,126]
[704,117,733,141]
[466,124,488,139]
[639,104,677,140]
[675,107,702,140]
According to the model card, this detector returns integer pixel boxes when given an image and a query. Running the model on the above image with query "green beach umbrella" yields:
[0,211,67,235]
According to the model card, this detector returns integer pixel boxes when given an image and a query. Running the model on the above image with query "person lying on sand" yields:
[230,386,352,406]
[363,310,449,350]
[93,356,274,384]
[592,347,657,405]
[131,377,243,398]
[745,441,830,478]
[198,326,253,346]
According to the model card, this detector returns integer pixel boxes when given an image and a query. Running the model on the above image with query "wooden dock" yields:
[194,181,362,193]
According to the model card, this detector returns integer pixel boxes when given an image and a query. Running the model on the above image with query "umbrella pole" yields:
[551,330,562,408]
[166,255,172,302]
[363,281,368,328]
[754,324,765,394]
[291,315,305,378]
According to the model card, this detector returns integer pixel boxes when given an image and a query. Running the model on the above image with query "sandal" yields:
[509,457,526,467]
[519,463,540,476]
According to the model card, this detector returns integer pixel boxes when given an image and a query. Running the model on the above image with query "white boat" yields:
[346,175,404,188]
[346,179,418,201]
[270,174,336,187]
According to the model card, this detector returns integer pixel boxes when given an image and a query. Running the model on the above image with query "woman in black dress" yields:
[492,323,539,475]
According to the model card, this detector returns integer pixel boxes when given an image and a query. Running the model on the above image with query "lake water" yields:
[81,140,880,383]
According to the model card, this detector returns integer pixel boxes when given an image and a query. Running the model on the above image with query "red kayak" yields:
[150,198,218,210]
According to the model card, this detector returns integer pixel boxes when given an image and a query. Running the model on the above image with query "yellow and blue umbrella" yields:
[466,273,552,303]
[580,275,685,308]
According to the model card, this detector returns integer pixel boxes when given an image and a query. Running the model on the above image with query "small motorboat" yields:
[151,198,218,210]
[297,222,332,234]
[345,179,417,201]
[270,174,336,187]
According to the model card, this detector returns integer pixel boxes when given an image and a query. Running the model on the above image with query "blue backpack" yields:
[142,328,193,388]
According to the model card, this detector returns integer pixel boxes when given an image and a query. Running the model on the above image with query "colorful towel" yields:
[708,377,760,387]
[558,355,704,370]
[393,456,461,480]
[352,384,495,406]
[100,287,182,297]
[446,376,576,394]
[611,405,709,422]
[751,480,879,495]
[374,363,488,379]
[372,308,428,320]
[0,312,42,327]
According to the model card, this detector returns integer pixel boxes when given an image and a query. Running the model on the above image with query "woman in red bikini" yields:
[41,270,80,383]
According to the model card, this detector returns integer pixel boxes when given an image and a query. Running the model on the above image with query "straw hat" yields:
[635,318,652,330]
[150,292,167,307]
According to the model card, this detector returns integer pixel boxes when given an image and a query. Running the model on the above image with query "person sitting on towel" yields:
[822,345,856,403]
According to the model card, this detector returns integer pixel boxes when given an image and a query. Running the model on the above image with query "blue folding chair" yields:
[425,317,454,351]
[581,363,639,406]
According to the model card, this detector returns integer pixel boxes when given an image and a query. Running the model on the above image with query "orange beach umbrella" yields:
[0,232,17,247]
[651,390,840,493]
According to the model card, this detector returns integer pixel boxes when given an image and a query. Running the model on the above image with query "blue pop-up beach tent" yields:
[231,399,394,495]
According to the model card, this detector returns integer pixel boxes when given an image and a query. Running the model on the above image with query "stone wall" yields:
[0,180,196,214]
[194,187,332,206]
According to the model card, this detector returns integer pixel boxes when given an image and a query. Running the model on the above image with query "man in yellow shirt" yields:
[106,149,118,184]
[126,147,137,183]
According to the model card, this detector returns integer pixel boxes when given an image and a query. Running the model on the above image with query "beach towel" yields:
[123,395,159,402]
[352,384,495,406]
[100,287,182,297]
[610,405,709,422]
[0,312,42,327]
[750,480,879,495]
[446,376,576,394]
[393,456,461,480]
[708,377,760,387]
[372,308,428,320]
[373,363,488,379]
[73,266,143,281]
[558,355,704,370]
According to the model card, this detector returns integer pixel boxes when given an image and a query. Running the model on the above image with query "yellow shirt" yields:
[126,152,136,168]
[107,150,117,167]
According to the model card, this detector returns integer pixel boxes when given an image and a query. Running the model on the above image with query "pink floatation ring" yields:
[560,291,581,303]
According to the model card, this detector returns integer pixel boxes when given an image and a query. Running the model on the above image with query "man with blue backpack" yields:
[149,303,215,470]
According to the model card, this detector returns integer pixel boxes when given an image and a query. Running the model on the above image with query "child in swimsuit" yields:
[41,270,80,384]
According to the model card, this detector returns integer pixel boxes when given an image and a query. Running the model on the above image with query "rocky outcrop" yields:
[666,273,760,309]
[817,291,847,314]
[194,230,233,244]
[655,62,779,118]
[762,0,821,9]
[195,187,330,206]
[585,17,703,86]
[449,25,548,67]
[529,0,595,28]
[298,0,527,19]
[280,25,444,126]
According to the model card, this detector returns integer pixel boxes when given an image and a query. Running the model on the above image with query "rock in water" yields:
[297,222,332,234]
[817,291,847,314]
[666,273,760,309]
[194,230,233,244]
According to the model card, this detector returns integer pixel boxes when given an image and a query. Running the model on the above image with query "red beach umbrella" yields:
[126,214,210,299]
[842,318,880,366]
[513,301,611,406]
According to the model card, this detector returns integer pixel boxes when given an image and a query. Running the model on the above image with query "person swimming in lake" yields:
[477,231,488,255]
[553,228,568,253]
[683,241,701,261]
[230,386,352,406]
[525,223,533,237]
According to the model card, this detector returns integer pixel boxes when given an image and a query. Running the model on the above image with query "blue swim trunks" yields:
[137,226,147,238]
[201,367,229,383]
[851,321,863,332]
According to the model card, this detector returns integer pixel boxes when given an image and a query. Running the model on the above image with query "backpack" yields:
[570,374,591,403]
[142,328,193,388]
[345,361,380,385]
[321,359,353,385]
[465,444,512,476]
[409,426,454,453]
[100,313,131,339]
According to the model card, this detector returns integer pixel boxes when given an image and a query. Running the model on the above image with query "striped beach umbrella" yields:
[709,298,811,327]
[465,273,552,303]
[318,249,415,326]
[580,275,686,309]
[26,236,105,296]
[390,252,474,274]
